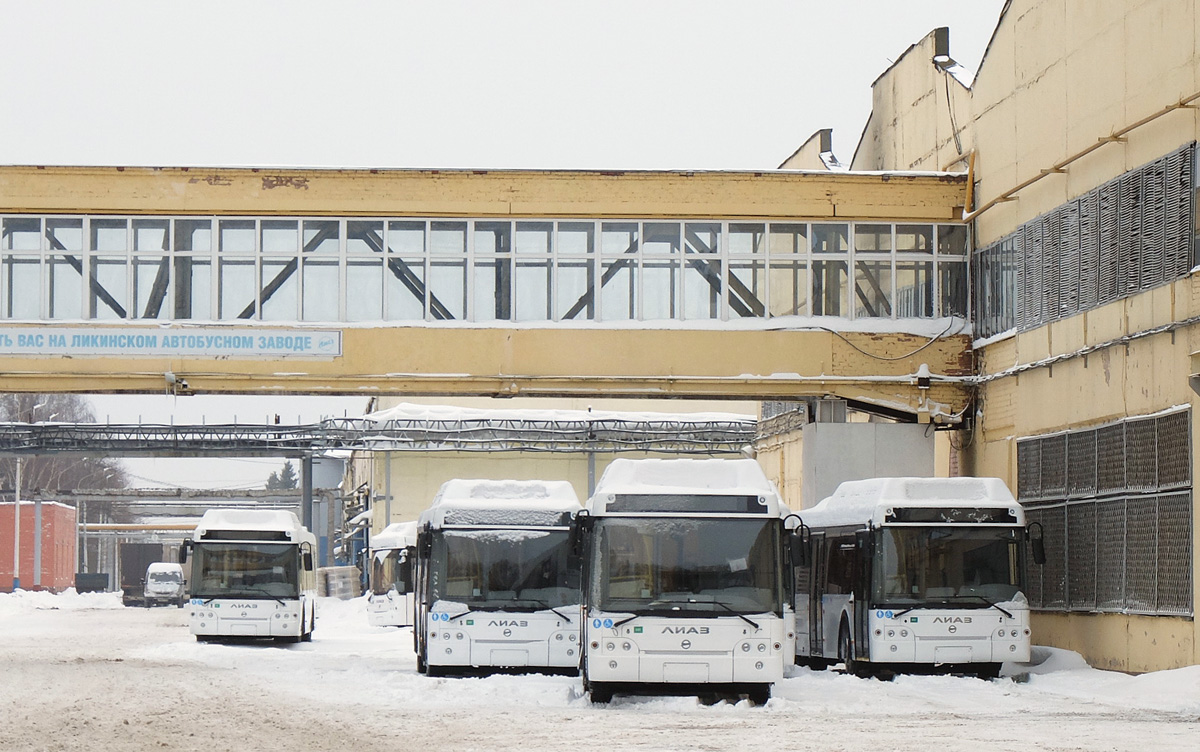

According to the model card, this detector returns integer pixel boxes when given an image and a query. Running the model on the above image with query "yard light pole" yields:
[12,457,21,591]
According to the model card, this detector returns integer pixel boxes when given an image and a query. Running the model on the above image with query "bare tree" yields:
[0,394,129,493]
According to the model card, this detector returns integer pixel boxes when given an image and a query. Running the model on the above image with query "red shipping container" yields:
[0,501,77,593]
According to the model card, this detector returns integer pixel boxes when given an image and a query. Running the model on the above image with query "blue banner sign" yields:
[0,326,342,358]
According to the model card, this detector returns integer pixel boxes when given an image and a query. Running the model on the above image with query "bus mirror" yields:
[1028,521,1046,566]
[568,511,592,556]
[303,551,314,571]
[178,540,191,565]
[785,518,811,567]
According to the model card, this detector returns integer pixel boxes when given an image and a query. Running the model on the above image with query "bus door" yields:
[853,529,873,660]
[809,533,826,657]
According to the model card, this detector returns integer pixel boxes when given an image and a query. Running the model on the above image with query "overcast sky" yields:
[3,1,1006,488]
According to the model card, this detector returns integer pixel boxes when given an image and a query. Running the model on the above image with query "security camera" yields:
[178,379,189,391]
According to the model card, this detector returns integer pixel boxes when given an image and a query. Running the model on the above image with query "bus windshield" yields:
[873,527,1022,606]
[372,549,412,596]
[191,543,300,600]
[430,529,577,610]
[591,517,784,615]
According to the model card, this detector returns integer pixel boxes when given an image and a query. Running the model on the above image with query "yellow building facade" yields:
[849,1,1200,671]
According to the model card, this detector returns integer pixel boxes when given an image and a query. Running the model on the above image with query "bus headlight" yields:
[606,642,615,651]
[741,642,751,653]
[755,661,764,670]
[757,643,766,653]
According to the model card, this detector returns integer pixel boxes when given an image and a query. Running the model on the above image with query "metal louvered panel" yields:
[1040,503,1068,608]
[1123,496,1158,613]
[1039,433,1067,497]
[1042,210,1062,321]
[1156,410,1191,489]
[1097,180,1121,304]
[1077,190,1100,311]
[1096,423,1126,493]
[1139,156,1167,289]
[1156,491,1193,615]
[1067,429,1098,498]
[1066,501,1097,610]
[1095,498,1126,610]
[1017,439,1042,500]
[1021,222,1044,330]
[1058,202,1081,318]
[1118,172,1142,295]
[1164,147,1193,278]
[1125,417,1158,492]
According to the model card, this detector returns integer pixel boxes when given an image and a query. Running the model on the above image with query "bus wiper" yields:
[704,599,759,629]
[524,599,574,622]
[956,593,1013,618]
[612,614,639,628]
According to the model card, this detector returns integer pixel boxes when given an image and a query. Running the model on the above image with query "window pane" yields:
[303,220,339,255]
[261,258,299,320]
[4,218,42,251]
[897,225,934,253]
[5,256,40,318]
[600,258,635,320]
[220,220,256,254]
[557,222,595,255]
[89,256,127,319]
[133,220,170,253]
[134,256,171,319]
[938,224,968,256]
[854,259,892,318]
[347,258,383,321]
[388,221,426,255]
[515,258,551,321]
[812,224,848,254]
[854,224,891,253]
[90,219,127,253]
[52,257,85,319]
[515,222,552,255]
[601,222,638,256]
[430,221,466,255]
[428,259,466,319]
[729,223,765,255]
[473,258,510,320]
[940,260,968,317]
[386,256,425,320]
[556,257,594,320]
[302,259,339,321]
[769,223,807,255]
[174,256,211,319]
[768,257,808,316]
[812,259,847,316]
[175,220,212,252]
[219,258,255,319]
[261,220,298,255]
[683,255,720,319]
[348,221,384,255]
[642,257,676,320]
[895,260,933,317]
[729,256,767,317]
[643,223,680,254]
[47,219,83,252]
[475,221,511,255]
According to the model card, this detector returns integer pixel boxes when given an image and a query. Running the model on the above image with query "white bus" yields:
[367,521,417,628]
[576,458,795,705]
[180,509,318,643]
[413,479,583,676]
[792,477,1046,679]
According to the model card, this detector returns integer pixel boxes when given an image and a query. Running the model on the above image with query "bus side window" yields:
[826,537,856,595]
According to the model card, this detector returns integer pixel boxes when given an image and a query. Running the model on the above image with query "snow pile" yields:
[799,476,1017,525]
[0,588,125,616]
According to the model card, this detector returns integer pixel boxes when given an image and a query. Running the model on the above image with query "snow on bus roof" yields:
[430,479,581,512]
[371,520,418,549]
[799,477,1017,528]
[196,508,306,534]
[591,458,777,498]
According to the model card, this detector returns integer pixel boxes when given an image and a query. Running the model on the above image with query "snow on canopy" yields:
[420,479,582,528]
[195,508,309,536]
[371,520,418,550]
[798,477,1019,528]
[591,458,777,499]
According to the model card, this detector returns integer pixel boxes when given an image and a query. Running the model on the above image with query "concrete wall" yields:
[799,423,936,509]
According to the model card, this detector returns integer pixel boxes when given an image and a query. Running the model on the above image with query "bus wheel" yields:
[746,685,771,706]
[588,682,614,704]
[416,650,428,674]
[839,623,863,677]
[975,663,1002,680]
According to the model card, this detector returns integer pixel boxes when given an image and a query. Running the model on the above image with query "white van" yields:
[143,562,187,608]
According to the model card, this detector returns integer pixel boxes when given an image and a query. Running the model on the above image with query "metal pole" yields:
[587,451,596,497]
[80,500,88,574]
[12,458,20,591]
[384,451,392,525]
[302,455,314,531]
[33,497,42,589]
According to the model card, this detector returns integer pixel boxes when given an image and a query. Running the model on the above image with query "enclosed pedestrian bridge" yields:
[0,166,972,422]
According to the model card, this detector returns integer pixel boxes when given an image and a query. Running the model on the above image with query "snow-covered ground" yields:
[3,591,1198,751]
